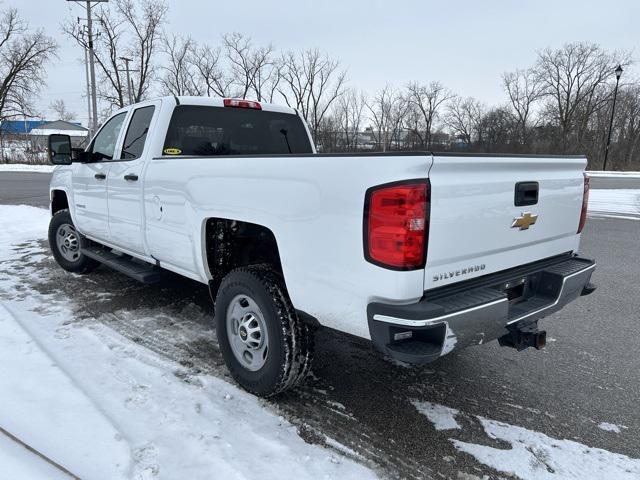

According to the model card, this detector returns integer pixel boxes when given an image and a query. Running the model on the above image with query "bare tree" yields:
[160,34,199,95]
[445,96,484,146]
[50,99,76,121]
[405,81,452,148]
[535,42,628,152]
[334,88,366,150]
[366,85,404,151]
[279,49,347,137]
[477,106,517,152]
[193,43,233,97]
[0,8,57,120]
[117,0,167,102]
[502,68,542,146]
[64,0,167,108]
[223,33,279,101]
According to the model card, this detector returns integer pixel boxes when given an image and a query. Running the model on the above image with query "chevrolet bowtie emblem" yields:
[512,212,538,230]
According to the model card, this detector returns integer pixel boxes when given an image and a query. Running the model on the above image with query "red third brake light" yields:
[223,98,262,110]
[577,173,590,234]
[364,181,430,270]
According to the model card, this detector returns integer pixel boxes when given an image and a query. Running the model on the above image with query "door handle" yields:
[94,173,106,180]
[124,174,139,181]
[514,181,539,206]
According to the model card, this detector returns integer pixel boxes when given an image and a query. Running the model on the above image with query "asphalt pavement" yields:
[0,171,51,206]
[1,170,639,479]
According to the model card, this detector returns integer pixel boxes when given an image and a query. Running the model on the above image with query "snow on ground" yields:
[413,401,640,480]
[588,189,640,220]
[0,163,55,173]
[587,170,640,178]
[0,431,69,480]
[0,303,130,478]
[0,204,376,480]
[453,417,640,480]
[597,422,627,434]
[411,401,460,431]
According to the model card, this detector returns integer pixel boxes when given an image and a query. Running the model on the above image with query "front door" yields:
[72,112,127,241]
[107,103,158,255]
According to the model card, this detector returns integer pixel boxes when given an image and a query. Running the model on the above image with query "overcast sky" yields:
[6,0,639,127]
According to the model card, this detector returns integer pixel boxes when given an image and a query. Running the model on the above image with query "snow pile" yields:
[0,204,376,480]
[412,400,460,431]
[0,163,55,173]
[588,189,640,219]
[453,417,640,480]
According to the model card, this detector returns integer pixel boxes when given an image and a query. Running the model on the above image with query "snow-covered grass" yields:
[0,204,376,479]
[0,163,55,172]
[588,189,640,219]
[413,401,640,480]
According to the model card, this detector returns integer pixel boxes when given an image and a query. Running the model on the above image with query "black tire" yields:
[48,209,99,274]
[214,265,314,397]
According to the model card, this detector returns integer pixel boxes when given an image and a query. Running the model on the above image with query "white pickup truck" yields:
[47,96,596,396]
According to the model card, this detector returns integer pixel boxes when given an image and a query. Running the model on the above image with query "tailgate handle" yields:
[515,182,538,206]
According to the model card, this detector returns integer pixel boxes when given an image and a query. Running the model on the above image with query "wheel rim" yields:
[226,294,269,371]
[55,223,81,262]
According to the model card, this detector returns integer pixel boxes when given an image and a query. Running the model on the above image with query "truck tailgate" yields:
[424,154,587,290]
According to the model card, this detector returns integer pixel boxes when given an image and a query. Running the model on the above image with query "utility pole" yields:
[85,1,99,133]
[80,26,92,137]
[68,1,108,133]
[120,57,134,105]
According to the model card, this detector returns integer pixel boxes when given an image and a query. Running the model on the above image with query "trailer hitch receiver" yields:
[498,322,546,351]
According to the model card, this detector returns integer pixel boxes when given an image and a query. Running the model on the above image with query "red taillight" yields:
[577,173,589,234]
[364,181,429,270]
[223,98,262,110]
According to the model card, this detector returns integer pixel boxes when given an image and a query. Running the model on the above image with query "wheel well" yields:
[51,190,69,215]
[205,218,284,296]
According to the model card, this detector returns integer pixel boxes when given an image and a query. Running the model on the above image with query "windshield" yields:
[162,105,313,156]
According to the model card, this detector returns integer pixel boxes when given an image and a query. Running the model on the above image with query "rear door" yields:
[424,154,587,290]
[107,101,159,255]
[72,112,127,240]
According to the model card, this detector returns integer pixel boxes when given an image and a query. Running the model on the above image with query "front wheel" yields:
[214,265,314,397]
[48,209,99,274]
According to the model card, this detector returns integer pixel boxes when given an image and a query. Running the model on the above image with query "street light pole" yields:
[603,65,623,171]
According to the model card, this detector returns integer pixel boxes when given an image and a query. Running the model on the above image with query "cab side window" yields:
[91,112,127,160]
[121,106,155,160]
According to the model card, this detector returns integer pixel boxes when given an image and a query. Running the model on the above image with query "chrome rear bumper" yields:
[367,255,596,364]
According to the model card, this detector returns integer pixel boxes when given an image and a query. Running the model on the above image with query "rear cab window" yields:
[121,105,155,159]
[162,105,313,156]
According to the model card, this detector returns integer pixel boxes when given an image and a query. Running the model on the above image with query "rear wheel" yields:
[48,209,99,274]
[214,265,314,396]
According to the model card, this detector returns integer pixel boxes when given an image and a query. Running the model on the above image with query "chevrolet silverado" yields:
[46,96,596,396]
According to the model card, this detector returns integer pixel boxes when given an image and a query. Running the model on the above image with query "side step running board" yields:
[82,246,166,284]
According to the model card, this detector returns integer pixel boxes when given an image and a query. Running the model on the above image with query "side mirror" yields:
[48,134,72,165]
[71,147,90,163]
